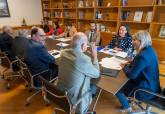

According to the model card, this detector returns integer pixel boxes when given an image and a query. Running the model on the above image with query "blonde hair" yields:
[134,31,152,49]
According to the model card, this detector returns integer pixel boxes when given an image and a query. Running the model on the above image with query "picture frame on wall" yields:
[159,26,165,38]
[0,0,10,17]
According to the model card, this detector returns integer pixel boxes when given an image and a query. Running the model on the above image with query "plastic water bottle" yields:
[59,42,64,51]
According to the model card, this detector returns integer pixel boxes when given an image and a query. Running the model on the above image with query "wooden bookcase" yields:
[41,0,165,61]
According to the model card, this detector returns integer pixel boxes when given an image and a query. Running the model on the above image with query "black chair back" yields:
[40,76,71,113]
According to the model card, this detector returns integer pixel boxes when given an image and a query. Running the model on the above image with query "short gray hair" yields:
[134,31,152,49]
[71,32,87,50]
[18,29,28,38]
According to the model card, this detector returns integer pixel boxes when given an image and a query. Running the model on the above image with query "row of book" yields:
[121,11,153,22]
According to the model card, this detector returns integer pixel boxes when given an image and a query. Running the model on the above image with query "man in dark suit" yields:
[24,27,58,87]
[0,25,15,61]
[11,30,29,58]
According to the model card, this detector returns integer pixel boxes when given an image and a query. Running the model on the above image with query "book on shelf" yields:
[78,0,84,8]
[133,11,143,22]
[122,0,128,6]
[63,2,68,8]
[97,0,103,6]
[43,11,50,17]
[100,25,106,32]
[107,2,111,7]
[121,11,130,21]
[79,11,84,19]
[43,4,49,9]
[96,23,100,31]
[159,26,165,38]
[145,11,152,22]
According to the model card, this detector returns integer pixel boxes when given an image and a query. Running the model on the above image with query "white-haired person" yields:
[54,32,100,114]
[12,29,29,58]
[0,25,15,61]
[116,31,161,113]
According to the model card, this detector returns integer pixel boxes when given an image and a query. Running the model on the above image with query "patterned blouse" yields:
[108,35,133,53]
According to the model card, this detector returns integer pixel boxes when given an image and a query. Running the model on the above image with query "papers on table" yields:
[56,42,70,47]
[99,57,127,70]
[99,48,128,58]
[55,38,71,42]
[49,50,60,59]
[116,51,128,58]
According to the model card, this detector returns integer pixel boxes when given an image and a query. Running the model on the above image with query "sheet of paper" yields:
[56,42,70,47]
[99,57,127,70]
[99,48,127,58]
[115,51,128,58]
[48,49,61,59]
[55,38,71,42]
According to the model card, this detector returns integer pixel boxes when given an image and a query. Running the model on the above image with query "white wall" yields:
[0,0,42,27]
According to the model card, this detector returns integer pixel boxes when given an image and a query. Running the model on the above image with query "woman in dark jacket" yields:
[116,31,161,112]
[108,25,133,53]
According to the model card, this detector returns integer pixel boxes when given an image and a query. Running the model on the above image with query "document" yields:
[56,42,70,47]
[99,48,128,58]
[49,50,60,59]
[100,57,127,70]
[55,37,71,42]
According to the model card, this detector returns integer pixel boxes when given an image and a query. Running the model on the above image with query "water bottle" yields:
[59,42,64,51]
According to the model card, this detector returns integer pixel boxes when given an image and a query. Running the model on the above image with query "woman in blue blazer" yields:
[116,31,161,112]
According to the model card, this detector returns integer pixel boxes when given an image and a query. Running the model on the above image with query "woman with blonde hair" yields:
[116,31,161,113]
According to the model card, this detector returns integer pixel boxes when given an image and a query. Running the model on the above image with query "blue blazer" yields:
[24,39,55,75]
[123,46,161,100]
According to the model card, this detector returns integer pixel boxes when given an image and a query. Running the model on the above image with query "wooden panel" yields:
[153,39,165,61]
[126,0,154,6]
[154,7,165,23]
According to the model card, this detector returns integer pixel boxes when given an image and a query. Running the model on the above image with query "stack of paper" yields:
[49,49,61,59]
[99,57,127,70]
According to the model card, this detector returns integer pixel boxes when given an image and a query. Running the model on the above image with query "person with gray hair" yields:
[11,29,29,58]
[55,32,100,114]
[115,31,161,113]
[0,25,15,61]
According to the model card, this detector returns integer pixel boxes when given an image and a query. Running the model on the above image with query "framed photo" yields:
[0,0,10,17]
[159,26,165,38]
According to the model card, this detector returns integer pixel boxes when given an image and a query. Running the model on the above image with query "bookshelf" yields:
[41,0,165,61]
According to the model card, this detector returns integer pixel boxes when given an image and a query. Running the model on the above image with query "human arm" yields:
[123,55,146,80]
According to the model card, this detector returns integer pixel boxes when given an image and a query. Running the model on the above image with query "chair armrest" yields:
[133,89,165,100]
[32,69,50,78]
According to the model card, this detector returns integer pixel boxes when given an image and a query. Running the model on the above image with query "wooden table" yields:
[45,38,129,95]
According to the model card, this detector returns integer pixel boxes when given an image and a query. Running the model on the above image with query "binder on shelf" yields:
[133,11,143,22]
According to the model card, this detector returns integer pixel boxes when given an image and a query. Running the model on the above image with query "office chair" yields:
[128,88,165,114]
[16,58,57,106]
[0,52,27,89]
[40,76,102,114]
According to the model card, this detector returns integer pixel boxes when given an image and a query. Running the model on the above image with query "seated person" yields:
[85,23,101,46]
[57,23,77,37]
[116,31,161,113]
[46,19,63,36]
[12,29,29,58]
[108,25,133,53]
[24,27,58,87]
[0,25,15,61]
[54,32,100,114]
[41,19,50,33]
